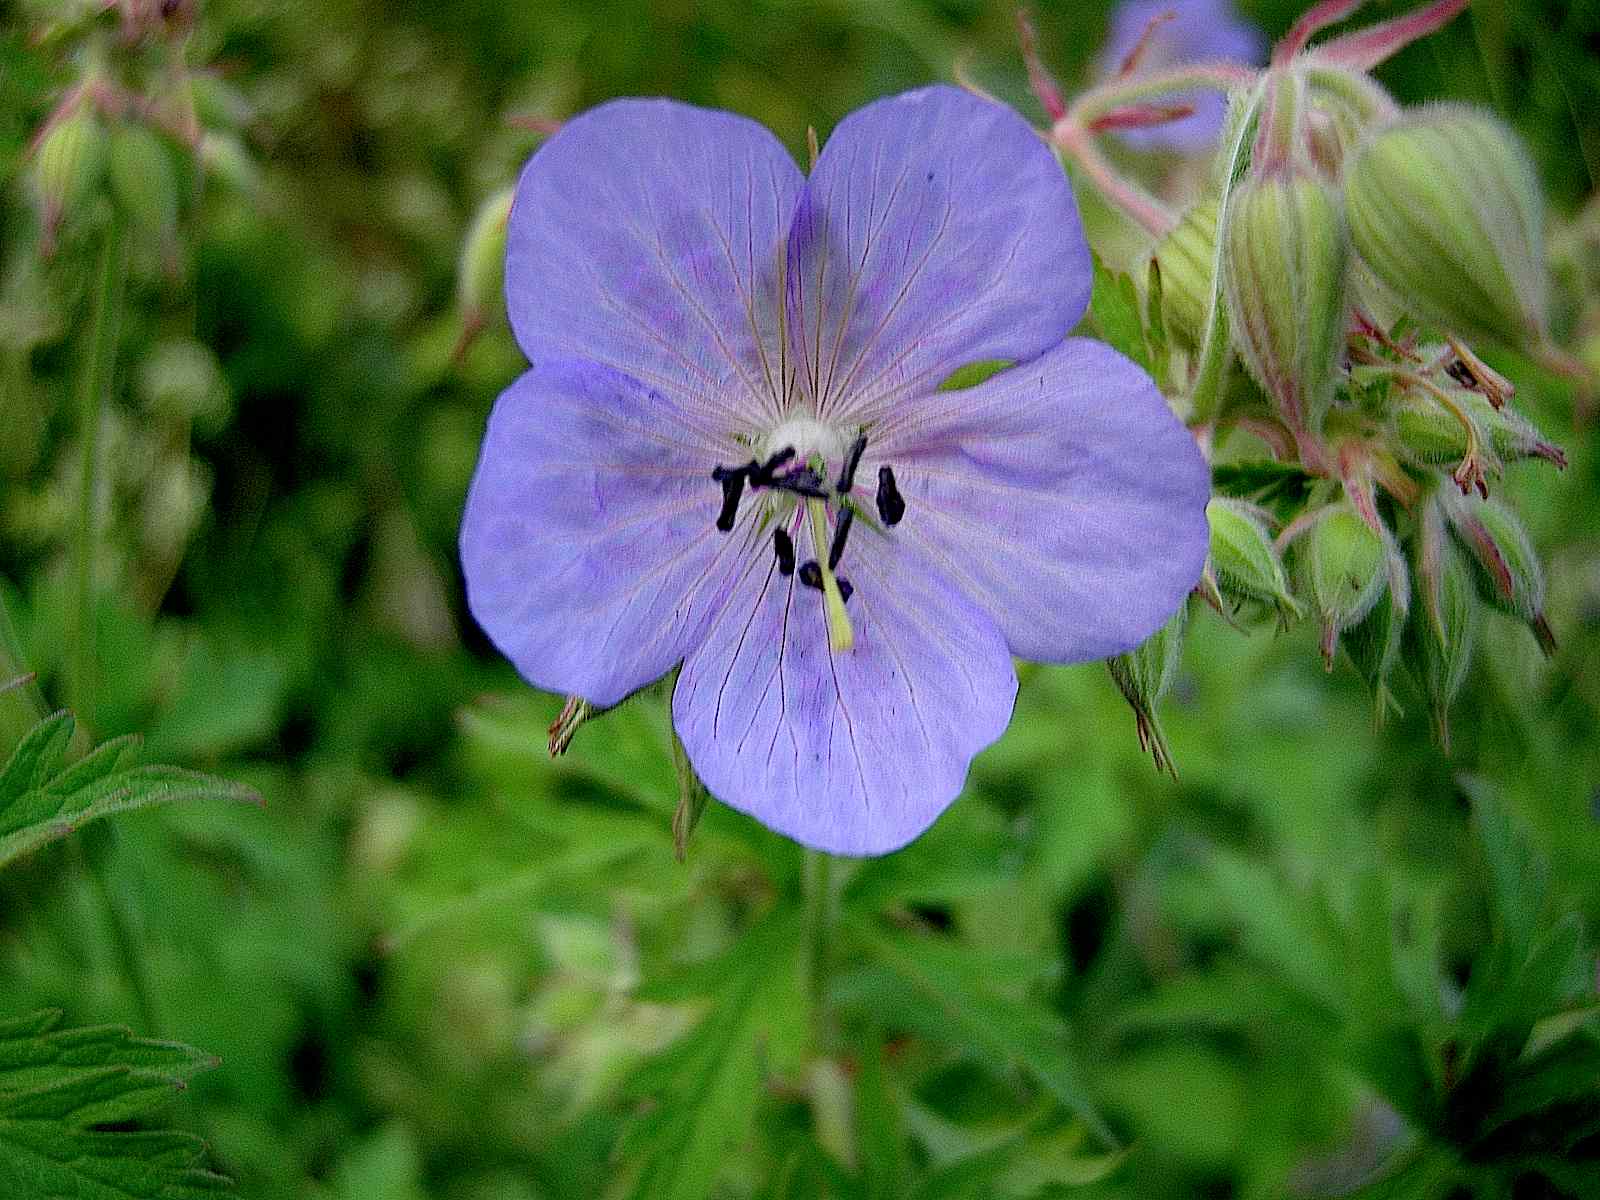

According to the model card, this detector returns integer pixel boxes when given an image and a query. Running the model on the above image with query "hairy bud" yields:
[1223,172,1349,438]
[1412,495,1480,750]
[1298,503,1388,669]
[1107,600,1188,777]
[1392,384,1566,477]
[31,100,106,248]
[1345,106,1547,352]
[1439,489,1555,655]
[458,187,514,325]
[1206,497,1300,621]
[1152,197,1217,350]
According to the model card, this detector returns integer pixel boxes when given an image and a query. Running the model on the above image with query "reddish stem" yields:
[1306,0,1470,72]
[1119,8,1178,77]
[1016,8,1066,122]
[1274,0,1367,64]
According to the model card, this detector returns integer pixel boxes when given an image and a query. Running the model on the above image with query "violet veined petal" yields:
[673,534,1016,857]
[784,85,1089,424]
[460,359,754,708]
[868,338,1210,663]
[505,98,804,431]
[1100,0,1266,153]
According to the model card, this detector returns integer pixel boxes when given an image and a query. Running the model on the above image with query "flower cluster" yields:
[460,88,1209,855]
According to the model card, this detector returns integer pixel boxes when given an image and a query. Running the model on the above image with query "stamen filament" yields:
[806,498,855,652]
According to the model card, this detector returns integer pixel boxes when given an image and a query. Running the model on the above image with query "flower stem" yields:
[1066,62,1257,127]
[801,847,837,1027]
[71,214,128,735]
[1050,119,1174,239]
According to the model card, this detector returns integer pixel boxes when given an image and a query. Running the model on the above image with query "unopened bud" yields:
[31,100,106,247]
[1392,385,1565,476]
[108,121,179,239]
[1345,106,1547,351]
[1439,489,1554,655]
[1411,495,1480,750]
[1223,173,1349,437]
[1206,497,1300,621]
[458,187,514,326]
[1107,600,1187,777]
[1298,503,1388,669]
[1151,197,1217,350]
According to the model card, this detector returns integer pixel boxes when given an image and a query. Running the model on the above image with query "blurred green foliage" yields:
[1,2,1598,1199]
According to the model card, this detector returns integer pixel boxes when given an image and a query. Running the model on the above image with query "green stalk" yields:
[67,216,160,1036]
[71,214,127,736]
[801,847,837,1040]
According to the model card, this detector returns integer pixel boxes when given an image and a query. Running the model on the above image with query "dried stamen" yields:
[773,527,796,575]
[876,466,905,526]
[837,433,867,493]
[828,507,854,569]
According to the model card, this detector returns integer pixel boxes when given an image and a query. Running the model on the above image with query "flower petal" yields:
[460,359,755,707]
[869,338,1210,663]
[784,85,1089,423]
[505,98,805,431]
[673,533,1016,857]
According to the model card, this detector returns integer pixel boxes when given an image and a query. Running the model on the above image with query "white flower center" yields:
[761,416,846,470]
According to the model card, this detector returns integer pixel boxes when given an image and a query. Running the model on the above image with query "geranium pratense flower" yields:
[1101,0,1265,152]
[460,87,1209,856]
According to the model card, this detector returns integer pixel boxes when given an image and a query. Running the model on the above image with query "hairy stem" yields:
[1050,120,1174,238]
[801,847,837,1032]
[71,215,128,736]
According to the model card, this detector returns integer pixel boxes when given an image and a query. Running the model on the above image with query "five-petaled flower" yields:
[460,86,1209,856]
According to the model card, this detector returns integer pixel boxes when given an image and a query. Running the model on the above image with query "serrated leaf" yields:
[621,908,807,1200]
[0,1011,230,1199]
[852,921,1114,1147]
[0,711,260,870]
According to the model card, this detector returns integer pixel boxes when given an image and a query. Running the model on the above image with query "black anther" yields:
[828,507,854,570]
[875,465,905,526]
[749,446,796,487]
[837,578,853,604]
[771,467,829,498]
[714,471,746,532]
[837,433,868,493]
[773,528,795,576]
[798,560,822,589]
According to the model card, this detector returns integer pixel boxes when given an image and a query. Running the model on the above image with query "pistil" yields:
[806,498,855,652]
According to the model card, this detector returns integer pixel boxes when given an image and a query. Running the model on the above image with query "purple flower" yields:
[1101,0,1266,152]
[460,87,1209,856]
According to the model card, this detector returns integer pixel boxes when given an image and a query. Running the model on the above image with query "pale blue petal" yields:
[866,338,1210,663]
[673,530,1016,857]
[460,360,753,707]
[505,98,804,431]
[784,85,1089,424]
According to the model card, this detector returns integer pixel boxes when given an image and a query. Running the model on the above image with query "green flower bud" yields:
[1411,495,1480,751]
[1439,490,1554,655]
[1392,385,1565,476]
[1298,503,1388,669]
[1345,106,1547,351]
[458,186,514,327]
[1152,198,1217,350]
[108,121,179,240]
[1223,173,1349,437]
[1107,600,1187,777]
[1206,497,1300,621]
[31,100,106,246]
[1344,581,1407,724]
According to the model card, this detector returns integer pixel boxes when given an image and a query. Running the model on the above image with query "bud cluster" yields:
[22,2,258,258]
[1050,0,1586,759]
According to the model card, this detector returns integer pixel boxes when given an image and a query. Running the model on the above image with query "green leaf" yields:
[1087,256,1151,373]
[852,921,1115,1147]
[0,1011,230,1199]
[0,711,261,870]
[620,908,807,1200]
